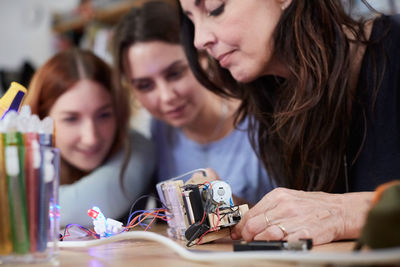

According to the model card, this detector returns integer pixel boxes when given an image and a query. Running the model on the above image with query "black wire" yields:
[214,206,240,222]
[126,194,165,226]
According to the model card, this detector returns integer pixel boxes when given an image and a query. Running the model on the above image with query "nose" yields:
[80,119,99,147]
[158,80,178,104]
[193,19,216,50]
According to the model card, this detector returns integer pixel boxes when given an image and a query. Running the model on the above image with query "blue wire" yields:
[126,194,166,225]
[127,209,148,224]
[126,208,168,228]
[62,223,100,240]
[127,208,169,224]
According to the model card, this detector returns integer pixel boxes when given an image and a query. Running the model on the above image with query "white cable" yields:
[168,168,207,181]
[58,231,400,265]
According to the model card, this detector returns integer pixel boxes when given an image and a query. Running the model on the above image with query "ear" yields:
[278,0,292,10]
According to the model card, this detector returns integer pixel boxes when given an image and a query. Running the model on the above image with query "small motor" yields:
[210,180,233,207]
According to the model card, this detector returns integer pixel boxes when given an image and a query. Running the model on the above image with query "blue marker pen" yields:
[37,117,55,252]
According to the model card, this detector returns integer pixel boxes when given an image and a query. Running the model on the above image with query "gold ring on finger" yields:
[276,224,288,238]
[264,213,271,227]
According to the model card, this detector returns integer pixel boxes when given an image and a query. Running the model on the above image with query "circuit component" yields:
[88,206,124,238]
[156,169,249,246]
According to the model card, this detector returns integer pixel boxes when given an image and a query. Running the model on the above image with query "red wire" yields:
[126,208,168,228]
[144,210,160,231]
[126,209,168,229]
[60,224,99,240]
[199,210,206,225]
[196,203,221,245]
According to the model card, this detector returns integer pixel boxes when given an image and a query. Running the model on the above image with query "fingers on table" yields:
[232,204,257,235]
[241,213,271,241]
[244,213,309,241]
[254,224,288,241]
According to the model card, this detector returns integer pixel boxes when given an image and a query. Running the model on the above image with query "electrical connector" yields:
[88,206,124,238]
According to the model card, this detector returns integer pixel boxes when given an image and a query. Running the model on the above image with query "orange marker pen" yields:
[0,125,12,255]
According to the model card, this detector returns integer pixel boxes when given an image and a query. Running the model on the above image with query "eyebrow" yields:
[195,0,201,6]
[131,60,185,83]
[161,61,185,75]
[60,104,113,115]
[97,104,114,111]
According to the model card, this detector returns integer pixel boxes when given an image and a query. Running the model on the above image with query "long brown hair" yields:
[179,0,378,191]
[24,48,131,185]
[113,0,180,86]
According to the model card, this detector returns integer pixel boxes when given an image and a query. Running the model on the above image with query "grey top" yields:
[59,130,155,227]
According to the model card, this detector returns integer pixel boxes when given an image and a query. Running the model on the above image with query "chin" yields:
[75,161,102,172]
[229,68,256,83]
[76,166,95,172]
[168,118,188,128]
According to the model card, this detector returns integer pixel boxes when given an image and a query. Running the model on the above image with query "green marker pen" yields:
[3,111,29,254]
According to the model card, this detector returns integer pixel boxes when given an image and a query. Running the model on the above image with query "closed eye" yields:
[132,79,155,92]
[62,116,78,123]
[97,111,113,120]
[165,66,188,81]
[208,3,225,16]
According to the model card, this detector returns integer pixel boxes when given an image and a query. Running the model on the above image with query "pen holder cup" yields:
[0,146,60,264]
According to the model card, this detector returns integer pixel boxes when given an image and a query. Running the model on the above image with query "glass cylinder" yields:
[0,146,60,264]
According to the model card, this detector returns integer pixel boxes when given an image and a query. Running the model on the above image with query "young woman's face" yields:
[124,41,210,128]
[49,79,117,172]
[179,0,289,82]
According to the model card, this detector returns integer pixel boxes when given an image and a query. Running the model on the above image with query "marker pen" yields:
[37,117,55,252]
[0,91,29,255]
[0,82,27,119]
[0,121,12,255]
[21,113,41,253]
[3,111,29,254]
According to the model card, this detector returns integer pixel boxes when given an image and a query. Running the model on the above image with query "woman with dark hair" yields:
[24,48,155,226]
[113,1,273,205]
[177,0,400,244]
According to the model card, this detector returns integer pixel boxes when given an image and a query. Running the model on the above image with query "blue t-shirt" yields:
[151,117,274,204]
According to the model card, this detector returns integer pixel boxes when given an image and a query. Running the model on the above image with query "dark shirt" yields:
[347,14,400,192]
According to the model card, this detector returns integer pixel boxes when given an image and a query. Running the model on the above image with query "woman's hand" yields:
[231,188,373,245]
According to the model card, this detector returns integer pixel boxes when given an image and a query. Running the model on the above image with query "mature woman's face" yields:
[179,0,289,82]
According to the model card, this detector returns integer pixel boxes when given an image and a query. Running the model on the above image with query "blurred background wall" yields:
[0,0,398,90]
[0,0,398,135]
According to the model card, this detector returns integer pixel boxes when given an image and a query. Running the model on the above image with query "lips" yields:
[77,147,102,157]
[217,51,234,68]
[165,105,185,119]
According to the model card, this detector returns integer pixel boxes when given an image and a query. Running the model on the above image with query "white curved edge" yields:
[57,231,400,264]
